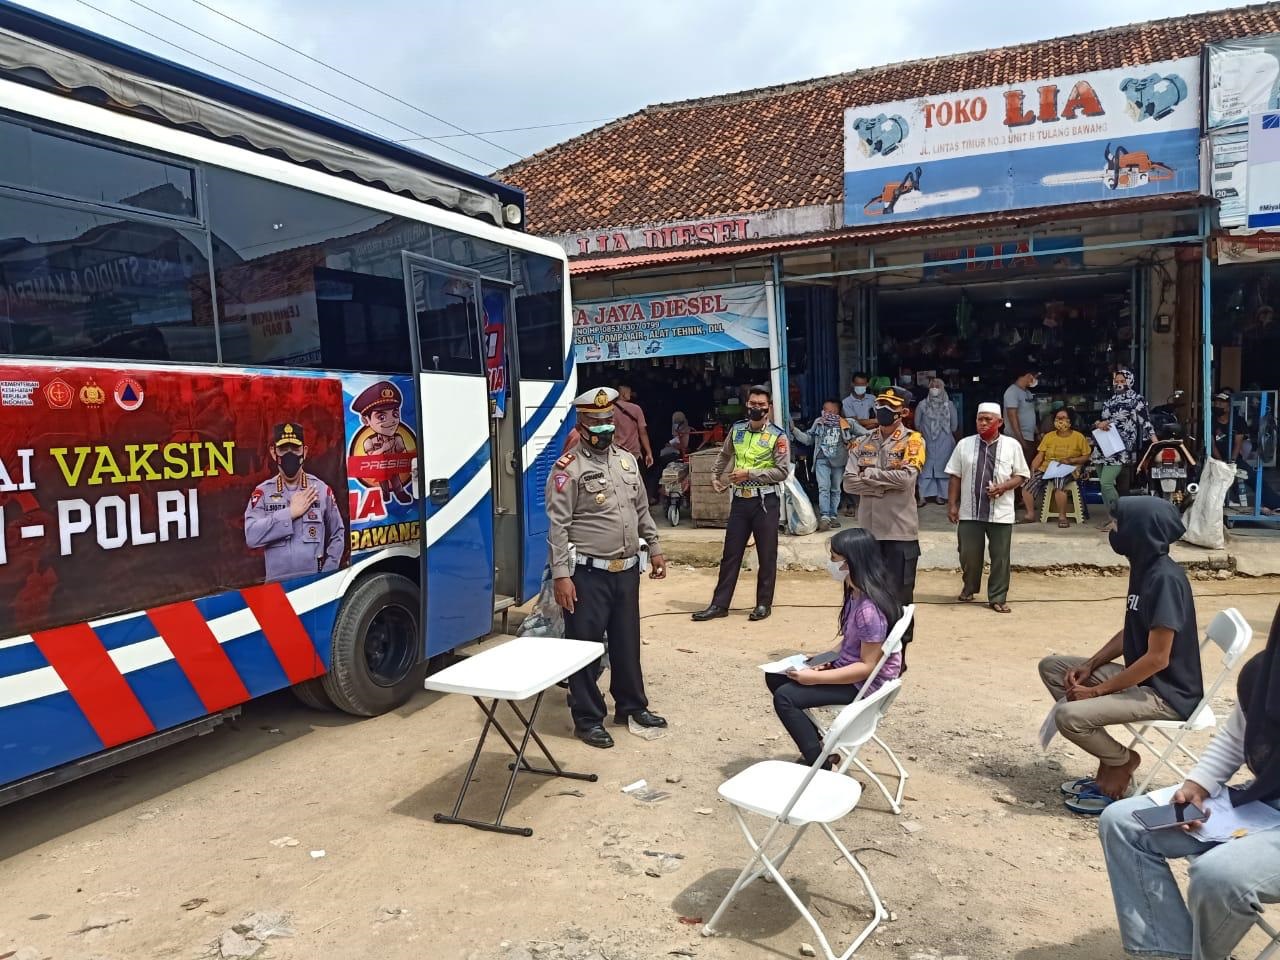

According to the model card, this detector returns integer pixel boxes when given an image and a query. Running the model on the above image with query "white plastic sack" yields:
[1181,458,1234,550]
[516,564,564,638]
[782,474,819,536]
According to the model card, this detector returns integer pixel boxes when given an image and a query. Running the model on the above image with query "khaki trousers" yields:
[1038,655,1180,767]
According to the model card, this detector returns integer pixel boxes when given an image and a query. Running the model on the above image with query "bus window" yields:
[0,114,197,219]
[513,250,566,380]
[411,267,483,376]
[0,192,215,363]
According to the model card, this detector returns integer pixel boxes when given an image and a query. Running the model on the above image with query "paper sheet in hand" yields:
[1146,786,1280,843]
[1092,427,1126,459]
[1039,700,1064,751]
[1041,461,1076,481]
[759,651,838,674]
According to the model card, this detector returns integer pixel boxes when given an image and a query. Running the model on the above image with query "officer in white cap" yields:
[546,387,668,749]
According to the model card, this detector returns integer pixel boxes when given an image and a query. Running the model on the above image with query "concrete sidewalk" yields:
[657,502,1280,576]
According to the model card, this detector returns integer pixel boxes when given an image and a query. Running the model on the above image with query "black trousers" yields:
[563,566,647,731]
[764,672,861,764]
[710,493,780,609]
[879,539,920,663]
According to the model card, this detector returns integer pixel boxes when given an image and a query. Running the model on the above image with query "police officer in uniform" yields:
[244,422,346,582]
[547,387,668,749]
[843,386,924,662]
[692,384,791,623]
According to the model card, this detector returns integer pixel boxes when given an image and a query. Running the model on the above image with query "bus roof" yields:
[0,0,525,225]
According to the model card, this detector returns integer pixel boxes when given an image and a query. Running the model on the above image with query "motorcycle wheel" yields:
[667,502,681,527]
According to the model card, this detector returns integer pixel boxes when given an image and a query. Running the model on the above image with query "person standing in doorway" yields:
[1003,366,1039,469]
[1093,368,1155,532]
[916,377,958,504]
[945,402,1030,614]
[614,384,654,468]
[841,372,877,517]
[843,385,924,663]
[546,387,668,749]
[692,385,790,623]
[791,399,861,529]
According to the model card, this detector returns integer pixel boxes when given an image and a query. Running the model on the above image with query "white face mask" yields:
[1029,378,1039,389]
[929,387,943,397]
[853,386,867,396]
[825,559,848,583]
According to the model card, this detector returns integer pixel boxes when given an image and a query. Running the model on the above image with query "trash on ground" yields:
[628,717,666,741]
[621,779,647,794]
[180,898,208,911]
[309,850,326,859]
[268,836,299,848]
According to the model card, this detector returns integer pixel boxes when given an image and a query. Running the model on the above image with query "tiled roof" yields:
[568,193,1206,275]
[501,3,1280,236]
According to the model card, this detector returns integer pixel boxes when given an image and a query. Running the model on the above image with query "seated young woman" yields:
[764,527,904,768]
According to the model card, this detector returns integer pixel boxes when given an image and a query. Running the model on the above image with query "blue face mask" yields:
[588,424,615,436]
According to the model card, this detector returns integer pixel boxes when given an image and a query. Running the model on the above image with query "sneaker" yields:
[827,517,841,529]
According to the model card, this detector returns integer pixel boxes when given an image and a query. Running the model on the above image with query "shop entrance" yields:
[874,270,1142,431]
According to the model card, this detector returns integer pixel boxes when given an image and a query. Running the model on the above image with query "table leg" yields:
[432,693,597,838]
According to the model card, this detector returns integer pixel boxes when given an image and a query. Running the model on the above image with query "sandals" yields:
[1060,777,1097,797]
[1064,784,1119,816]
[957,592,975,603]
[989,602,1012,614]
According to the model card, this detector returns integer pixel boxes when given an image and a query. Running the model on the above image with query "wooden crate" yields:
[689,447,731,527]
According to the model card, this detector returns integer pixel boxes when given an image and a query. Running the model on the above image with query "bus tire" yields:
[322,572,427,717]
[291,678,334,711]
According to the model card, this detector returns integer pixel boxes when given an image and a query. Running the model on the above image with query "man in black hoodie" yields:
[1039,497,1205,806]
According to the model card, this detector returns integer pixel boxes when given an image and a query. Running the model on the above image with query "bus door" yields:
[403,254,495,654]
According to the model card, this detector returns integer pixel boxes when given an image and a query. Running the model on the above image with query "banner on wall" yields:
[1247,111,1280,229]
[1211,130,1250,227]
[0,366,350,638]
[842,58,1201,226]
[483,289,508,418]
[572,284,770,363]
[1205,36,1280,130]
[921,235,1084,279]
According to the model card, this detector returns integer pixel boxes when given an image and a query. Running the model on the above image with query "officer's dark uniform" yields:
[695,405,791,620]
[546,388,662,737]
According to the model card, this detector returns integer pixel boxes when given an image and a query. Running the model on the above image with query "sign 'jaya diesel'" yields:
[842,58,1200,226]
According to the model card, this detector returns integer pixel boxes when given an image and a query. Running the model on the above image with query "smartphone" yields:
[804,651,839,668]
[1132,801,1208,831]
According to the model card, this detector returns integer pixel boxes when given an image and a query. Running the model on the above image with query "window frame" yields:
[402,252,487,379]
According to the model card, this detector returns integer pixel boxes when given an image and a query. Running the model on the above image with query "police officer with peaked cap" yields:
[546,387,668,749]
[244,422,346,583]
[692,384,791,623]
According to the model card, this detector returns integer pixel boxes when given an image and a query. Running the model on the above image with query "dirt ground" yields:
[1,569,1277,960]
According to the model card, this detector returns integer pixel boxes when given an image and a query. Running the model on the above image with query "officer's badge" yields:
[554,473,569,492]
[594,390,609,408]
[594,493,606,504]
[620,458,632,471]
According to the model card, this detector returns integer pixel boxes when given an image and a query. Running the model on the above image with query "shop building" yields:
[502,5,1280,495]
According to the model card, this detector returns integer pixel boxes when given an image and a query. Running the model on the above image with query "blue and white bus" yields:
[0,3,574,803]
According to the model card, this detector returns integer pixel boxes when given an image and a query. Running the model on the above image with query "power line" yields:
[116,0,499,168]
[397,117,618,142]
[68,0,385,138]
[183,0,525,161]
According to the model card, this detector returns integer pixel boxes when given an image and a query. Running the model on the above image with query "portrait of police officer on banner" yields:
[244,422,346,583]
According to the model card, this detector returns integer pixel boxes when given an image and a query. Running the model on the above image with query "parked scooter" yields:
[1137,389,1199,511]
[659,450,691,526]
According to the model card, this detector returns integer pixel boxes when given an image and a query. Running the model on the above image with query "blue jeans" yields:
[815,458,843,518]
[1099,794,1280,960]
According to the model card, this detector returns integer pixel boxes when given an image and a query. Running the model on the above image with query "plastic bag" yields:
[516,563,564,638]
[782,474,819,536]
[1181,457,1234,550]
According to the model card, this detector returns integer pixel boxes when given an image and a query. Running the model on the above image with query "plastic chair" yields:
[703,680,901,960]
[1123,608,1254,794]
[1038,480,1086,524]
[1256,912,1280,960]
[804,605,914,813]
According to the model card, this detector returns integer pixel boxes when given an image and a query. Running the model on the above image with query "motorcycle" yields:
[1137,389,1199,512]
[659,450,691,526]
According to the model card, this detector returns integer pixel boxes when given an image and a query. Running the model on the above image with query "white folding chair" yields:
[805,604,914,813]
[703,680,901,960]
[1256,912,1280,960]
[1124,608,1254,795]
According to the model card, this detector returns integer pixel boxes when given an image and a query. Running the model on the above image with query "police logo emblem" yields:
[307,526,318,539]
[594,390,609,408]
[594,493,606,504]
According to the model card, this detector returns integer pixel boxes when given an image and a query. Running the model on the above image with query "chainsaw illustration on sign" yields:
[1041,143,1174,191]
[862,166,981,216]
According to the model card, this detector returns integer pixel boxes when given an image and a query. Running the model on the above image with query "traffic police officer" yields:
[244,422,346,582]
[547,387,668,749]
[843,385,924,662]
[692,384,791,623]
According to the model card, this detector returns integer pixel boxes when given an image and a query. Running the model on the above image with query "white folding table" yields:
[423,635,604,837]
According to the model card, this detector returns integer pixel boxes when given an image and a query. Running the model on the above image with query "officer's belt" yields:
[732,486,776,499]
[576,554,639,573]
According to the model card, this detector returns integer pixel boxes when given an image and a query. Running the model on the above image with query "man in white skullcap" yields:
[943,402,1030,613]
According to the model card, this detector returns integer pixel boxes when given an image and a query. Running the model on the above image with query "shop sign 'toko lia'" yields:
[842,57,1201,227]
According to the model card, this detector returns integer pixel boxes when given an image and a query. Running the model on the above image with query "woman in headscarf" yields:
[915,377,958,504]
[1098,602,1280,960]
[1093,367,1155,532]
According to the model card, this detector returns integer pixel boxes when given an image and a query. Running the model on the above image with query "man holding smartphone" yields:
[1036,497,1204,812]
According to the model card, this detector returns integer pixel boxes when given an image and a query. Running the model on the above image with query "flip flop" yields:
[1057,520,1070,528]
[1064,785,1118,816]
[989,602,1012,613]
[1060,777,1097,797]
[957,593,975,603]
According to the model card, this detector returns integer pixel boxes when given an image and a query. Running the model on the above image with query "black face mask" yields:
[586,428,614,451]
[746,407,768,422]
[278,451,303,477]
[875,407,898,427]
